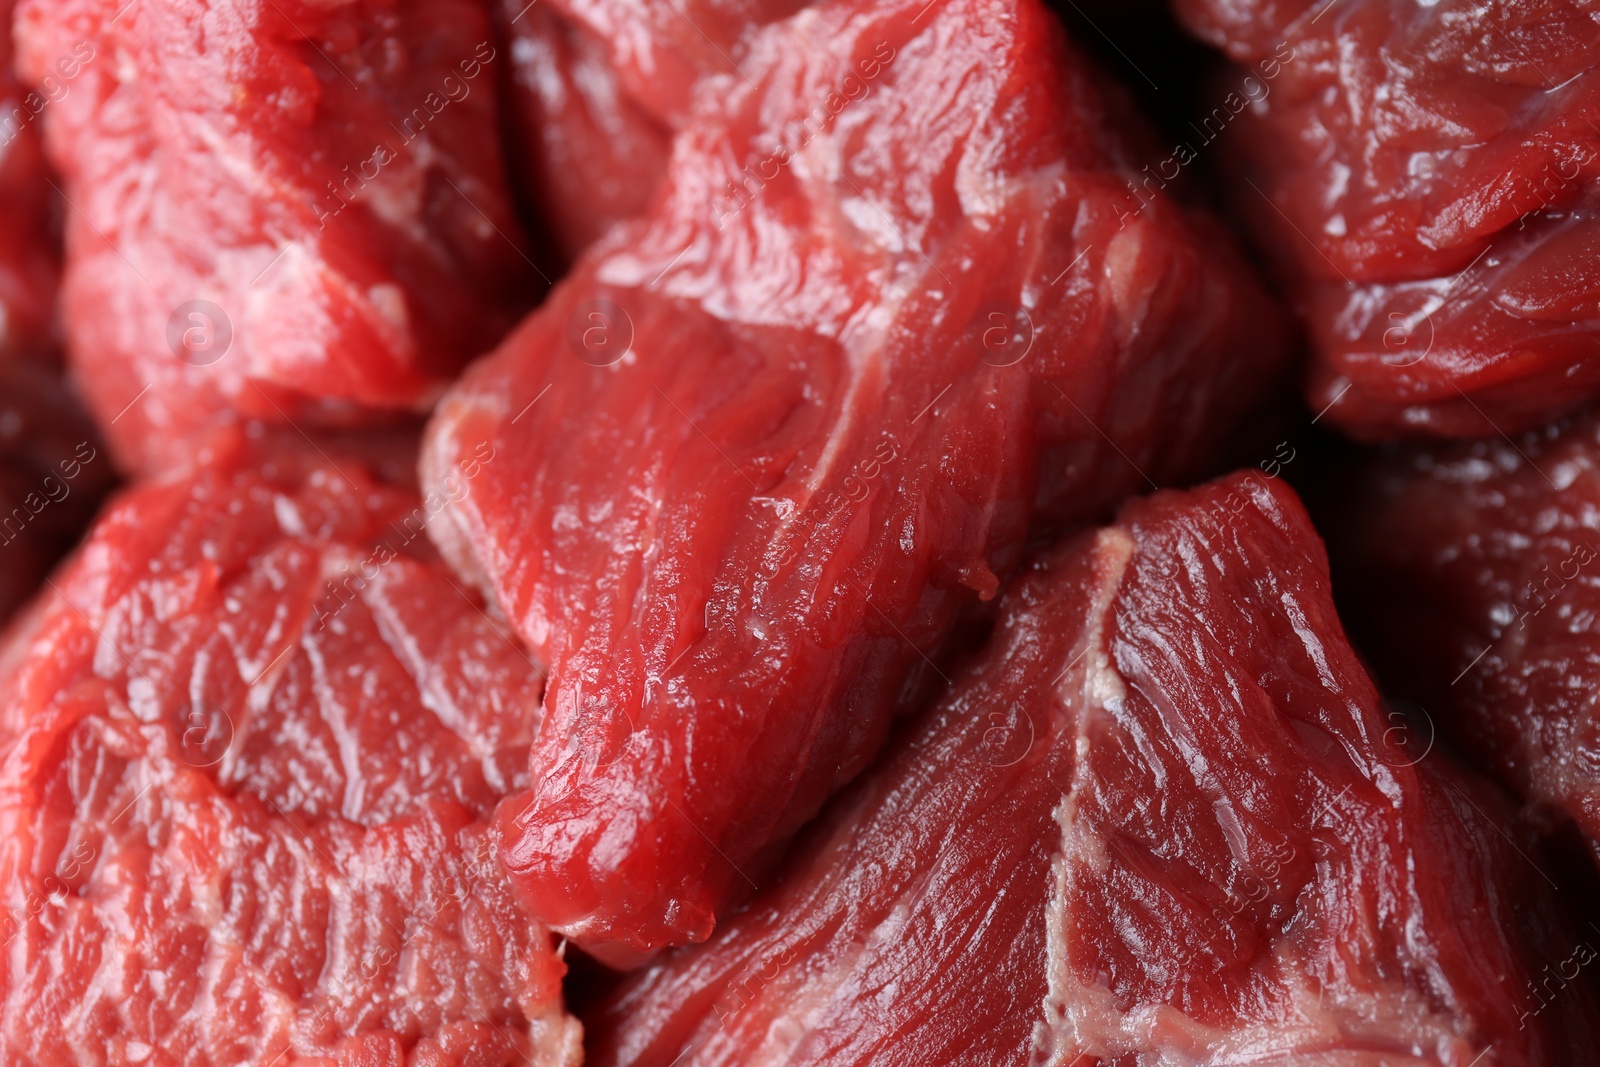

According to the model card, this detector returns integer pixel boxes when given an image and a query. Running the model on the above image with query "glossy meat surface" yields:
[13,0,535,476]
[1328,411,1600,858]
[422,0,1290,960]
[587,474,1599,1066]
[0,441,581,1065]
[1175,0,1600,437]
[0,361,112,627]
[0,0,58,361]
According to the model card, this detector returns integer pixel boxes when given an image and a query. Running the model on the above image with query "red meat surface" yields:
[13,0,536,477]
[1174,0,1600,437]
[0,0,58,362]
[504,1,672,259]
[502,0,802,259]
[424,0,1291,963]
[585,473,1600,1066]
[521,0,811,132]
[1327,410,1600,863]
[0,439,582,1065]
[0,361,112,627]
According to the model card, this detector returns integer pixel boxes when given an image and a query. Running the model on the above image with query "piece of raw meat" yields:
[0,361,112,627]
[13,0,536,476]
[1173,0,1600,437]
[503,1,672,259]
[0,0,58,361]
[501,0,804,259]
[515,0,811,133]
[0,437,582,1065]
[422,0,1291,962]
[1326,410,1600,869]
[584,472,1600,1066]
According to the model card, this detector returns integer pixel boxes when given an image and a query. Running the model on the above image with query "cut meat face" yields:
[0,0,58,362]
[584,473,1600,1067]
[13,0,536,476]
[1173,0,1600,437]
[1326,411,1600,866]
[422,0,1291,961]
[0,439,581,1066]
[0,360,112,628]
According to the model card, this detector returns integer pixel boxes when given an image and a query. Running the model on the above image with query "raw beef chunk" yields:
[0,0,58,362]
[585,473,1600,1067]
[1328,410,1600,864]
[1175,0,1600,437]
[0,439,581,1066]
[13,0,535,475]
[421,0,1291,961]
